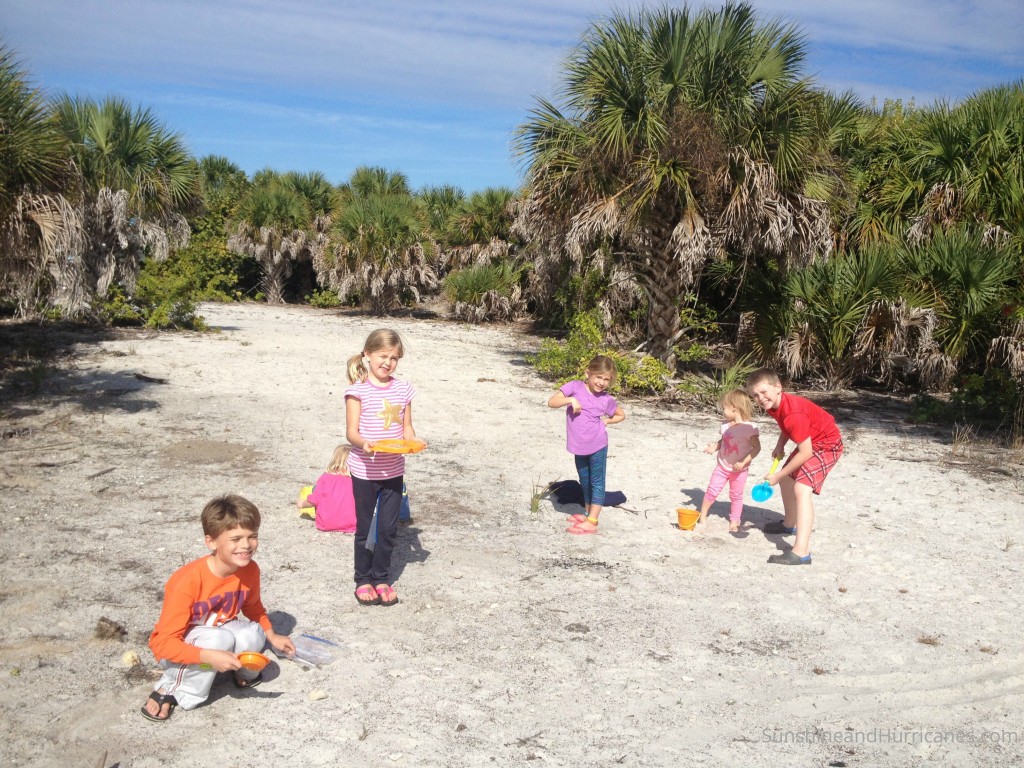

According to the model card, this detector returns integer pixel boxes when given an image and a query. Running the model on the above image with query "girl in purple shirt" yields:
[547,355,626,535]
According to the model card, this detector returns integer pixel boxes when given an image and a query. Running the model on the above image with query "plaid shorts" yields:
[792,441,843,495]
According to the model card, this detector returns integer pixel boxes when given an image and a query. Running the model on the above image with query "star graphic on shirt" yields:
[377,399,401,429]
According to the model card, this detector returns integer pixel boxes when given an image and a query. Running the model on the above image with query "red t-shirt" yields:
[767,392,842,450]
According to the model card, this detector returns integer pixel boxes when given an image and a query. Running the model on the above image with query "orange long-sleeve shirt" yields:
[148,556,273,665]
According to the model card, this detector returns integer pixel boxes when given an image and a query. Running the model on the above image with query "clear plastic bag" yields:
[278,633,340,666]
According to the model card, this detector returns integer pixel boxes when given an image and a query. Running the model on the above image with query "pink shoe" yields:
[566,523,597,535]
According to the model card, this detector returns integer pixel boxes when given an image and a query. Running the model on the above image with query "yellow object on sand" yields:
[676,508,700,531]
[298,485,315,519]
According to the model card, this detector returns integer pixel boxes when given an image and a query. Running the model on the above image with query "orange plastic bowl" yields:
[372,438,427,455]
[237,652,269,672]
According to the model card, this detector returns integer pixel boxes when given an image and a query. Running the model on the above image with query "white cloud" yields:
[3,0,1019,188]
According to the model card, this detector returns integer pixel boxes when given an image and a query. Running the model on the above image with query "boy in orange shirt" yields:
[141,495,295,721]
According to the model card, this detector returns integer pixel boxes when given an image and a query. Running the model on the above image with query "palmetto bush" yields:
[443,260,525,322]
[741,228,1020,391]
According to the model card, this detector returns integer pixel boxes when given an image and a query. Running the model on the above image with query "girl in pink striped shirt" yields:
[345,329,419,607]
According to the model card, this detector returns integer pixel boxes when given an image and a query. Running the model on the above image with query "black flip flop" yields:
[140,691,177,722]
[234,671,263,689]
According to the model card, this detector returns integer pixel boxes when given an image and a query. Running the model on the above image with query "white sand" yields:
[1,302,1022,768]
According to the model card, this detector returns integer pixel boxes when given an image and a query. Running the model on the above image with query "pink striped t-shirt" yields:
[344,377,416,480]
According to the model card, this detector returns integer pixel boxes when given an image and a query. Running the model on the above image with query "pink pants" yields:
[703,464,748,523]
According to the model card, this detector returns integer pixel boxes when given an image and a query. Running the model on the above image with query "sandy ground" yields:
[1,301,1023,768]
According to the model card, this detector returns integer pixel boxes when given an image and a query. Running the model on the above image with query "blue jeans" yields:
[574,446,608,507]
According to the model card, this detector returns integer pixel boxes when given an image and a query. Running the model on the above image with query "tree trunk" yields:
[643,251,684,368]
[260,257,290,304]
[639,216,687,369]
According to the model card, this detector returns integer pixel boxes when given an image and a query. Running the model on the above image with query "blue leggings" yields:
[574,446,608,507]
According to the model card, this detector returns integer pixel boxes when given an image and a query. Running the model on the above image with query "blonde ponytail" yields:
[347,353,367,384]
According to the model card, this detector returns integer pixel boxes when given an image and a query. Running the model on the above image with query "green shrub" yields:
[309,289,342,308]
[531,310,668,394]
[911,369,1021,430]
[950,370,1021,425]
[98,266,206,331]
[678,354,759,406]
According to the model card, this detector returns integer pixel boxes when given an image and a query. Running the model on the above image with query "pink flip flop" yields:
[566,523,597,535]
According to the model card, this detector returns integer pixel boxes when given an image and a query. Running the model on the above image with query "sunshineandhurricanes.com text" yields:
[761,727,1020,746]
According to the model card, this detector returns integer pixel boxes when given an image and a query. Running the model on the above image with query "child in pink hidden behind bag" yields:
[297,444,357,532]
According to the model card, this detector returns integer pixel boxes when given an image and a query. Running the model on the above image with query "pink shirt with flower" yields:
[717,421,759,470]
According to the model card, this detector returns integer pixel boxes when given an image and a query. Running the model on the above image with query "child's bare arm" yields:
[345,397,374,453]
[266,629,295,656]
[402,401,418,441]
[198,647,243,673]
[296,490,313,509]
[602,406,625,425]
[705,438,720,454]
[768,437,812,483]
[733,435,760,470]
[548,391,581,413]
[772,434,788,459]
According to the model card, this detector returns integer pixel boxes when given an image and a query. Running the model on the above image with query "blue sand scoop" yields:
[751,457,781,502]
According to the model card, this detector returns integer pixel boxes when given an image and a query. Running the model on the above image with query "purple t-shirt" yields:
[559,379,619,456]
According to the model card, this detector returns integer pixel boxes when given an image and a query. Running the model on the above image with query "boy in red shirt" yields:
[140,495,295,721]
[747,369,844,565]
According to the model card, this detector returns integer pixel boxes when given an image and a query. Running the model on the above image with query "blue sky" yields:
[3,1,1022,192]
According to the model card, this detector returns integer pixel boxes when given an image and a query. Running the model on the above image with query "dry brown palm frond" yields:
[782,322,815,379]
[718,148,832,269]
[981,223,1012,248]
[988,321,1024,382]
[451,284,526,323]
[667,207,714,287]
[567,198,626,260]
[907,182,963,245]
[788,196,833,266]
[445,238,513,270]
[599,265,644,342]
[0,192,86,317]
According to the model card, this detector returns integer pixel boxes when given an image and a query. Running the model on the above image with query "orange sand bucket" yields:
[676,508,700,530]
[237,652,270,672]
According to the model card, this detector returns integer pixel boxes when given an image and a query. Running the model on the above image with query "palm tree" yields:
[419,184,466,248]
[514,3,840,366]
[227,170,329,303]
[320,167,437,314]
[50,95,199,313]
[742,244,905,388]
[0,44,81,317]
[856,84,1024,248]
[196,155,249,219]
[901,228,1018,386]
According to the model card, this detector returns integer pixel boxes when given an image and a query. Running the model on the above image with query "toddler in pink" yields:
[297,444,357,532]
[699,389,760,532]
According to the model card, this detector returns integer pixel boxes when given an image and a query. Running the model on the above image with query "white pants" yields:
[154,618,266,710]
